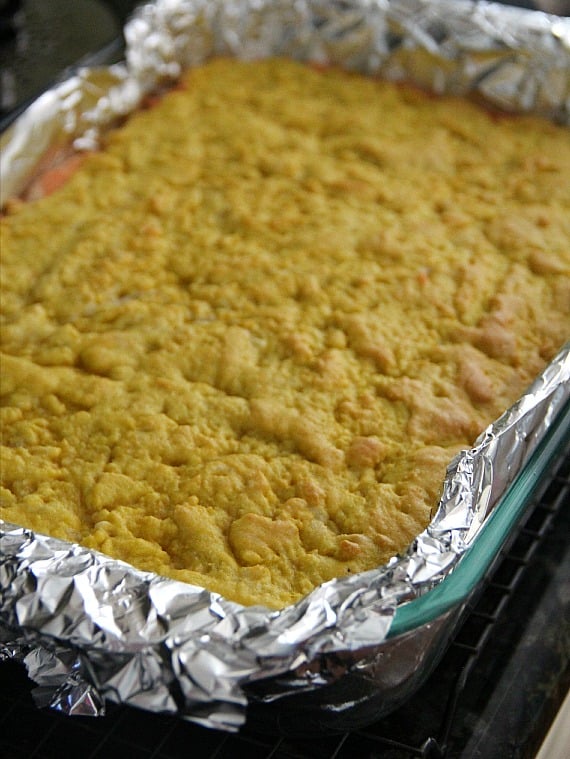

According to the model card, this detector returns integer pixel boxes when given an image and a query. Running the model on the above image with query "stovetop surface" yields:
[0,0,134,125]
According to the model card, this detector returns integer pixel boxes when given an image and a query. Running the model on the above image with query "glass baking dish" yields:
[1,0,569,735]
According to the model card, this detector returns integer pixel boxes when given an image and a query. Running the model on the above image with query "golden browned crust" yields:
[1,59,569,608]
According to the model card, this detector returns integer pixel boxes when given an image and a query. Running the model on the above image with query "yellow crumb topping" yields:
[1,59,569,608]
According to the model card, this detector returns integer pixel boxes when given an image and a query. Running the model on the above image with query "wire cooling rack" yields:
[1,441,569,759]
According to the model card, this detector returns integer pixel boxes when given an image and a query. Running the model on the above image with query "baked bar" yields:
[1,59,569,608]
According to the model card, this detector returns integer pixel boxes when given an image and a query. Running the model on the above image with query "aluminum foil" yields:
[1,0,570,732]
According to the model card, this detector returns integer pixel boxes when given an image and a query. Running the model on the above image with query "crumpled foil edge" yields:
[1,0,570,732]
[2,0,569,206]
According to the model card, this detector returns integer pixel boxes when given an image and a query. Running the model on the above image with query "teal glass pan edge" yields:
[388,399,570,638]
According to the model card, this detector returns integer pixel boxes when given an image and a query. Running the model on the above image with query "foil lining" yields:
[1,0,570,732]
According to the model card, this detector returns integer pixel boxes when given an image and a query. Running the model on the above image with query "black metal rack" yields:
[1,445,568,759]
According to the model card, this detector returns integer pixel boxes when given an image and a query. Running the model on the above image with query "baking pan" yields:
[1,0,569,734]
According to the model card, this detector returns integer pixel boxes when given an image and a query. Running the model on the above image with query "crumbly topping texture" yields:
[1,59,569,608]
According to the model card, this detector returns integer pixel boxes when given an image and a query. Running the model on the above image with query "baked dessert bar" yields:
[1,59,569,608]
